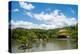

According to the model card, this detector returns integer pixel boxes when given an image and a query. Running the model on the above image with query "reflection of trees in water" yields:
[22,48,32,52]
[35,41,40,48]
[70,39,78,49]
[54,39,72,49]
[12,39,75,52]
[34,40,47,48]
[42,40,47,48]
[18,41,33,52]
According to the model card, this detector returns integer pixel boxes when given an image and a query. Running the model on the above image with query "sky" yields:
[10,1,78,29]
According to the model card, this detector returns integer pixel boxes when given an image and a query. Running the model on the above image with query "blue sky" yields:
[10,1,78,29]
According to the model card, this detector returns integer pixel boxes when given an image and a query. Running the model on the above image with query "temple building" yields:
[57,29,70,38]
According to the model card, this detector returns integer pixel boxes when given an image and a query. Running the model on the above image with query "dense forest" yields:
[11,25,78,49]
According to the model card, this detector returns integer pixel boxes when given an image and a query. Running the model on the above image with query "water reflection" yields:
[42,41,47,48]
[12,38,75,53]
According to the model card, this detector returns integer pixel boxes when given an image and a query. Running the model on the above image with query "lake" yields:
[12,38,76,53]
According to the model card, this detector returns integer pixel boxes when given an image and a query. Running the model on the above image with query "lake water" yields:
[12,38,76,53]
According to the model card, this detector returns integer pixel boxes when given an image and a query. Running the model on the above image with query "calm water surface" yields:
[12,38,75,53]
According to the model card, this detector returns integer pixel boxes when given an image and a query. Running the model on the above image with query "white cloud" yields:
[11,20,58,29]
[53,9,61,16]
[11,9,77,29]
[11,20,33,29]
[33,11,54,21]
[19,1,35,10]
[33,10,62,21]
[26,12,33,17]
[13,9,19,12]
[32,10,77,27]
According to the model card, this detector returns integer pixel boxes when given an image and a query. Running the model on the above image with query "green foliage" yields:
[11,25,78,49]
